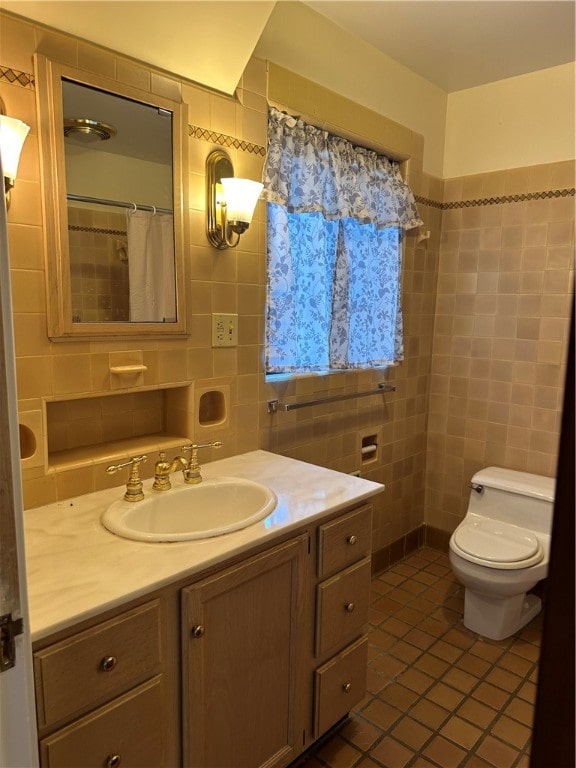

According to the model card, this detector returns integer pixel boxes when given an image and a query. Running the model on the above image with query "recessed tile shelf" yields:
[45,386,193,473]
[47,434,190,473]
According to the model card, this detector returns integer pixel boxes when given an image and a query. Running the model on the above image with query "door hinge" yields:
[0,613,24,673]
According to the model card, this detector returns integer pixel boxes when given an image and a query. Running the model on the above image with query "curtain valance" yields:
[263,107,423,232]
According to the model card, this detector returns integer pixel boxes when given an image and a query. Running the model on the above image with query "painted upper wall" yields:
[444,62,576,179]
[256,2,575,180]
[254,1,447,178]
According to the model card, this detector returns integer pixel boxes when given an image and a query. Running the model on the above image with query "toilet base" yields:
[463,590,542,641]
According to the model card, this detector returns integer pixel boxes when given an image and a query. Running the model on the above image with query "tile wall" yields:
[68,205,129,322]
[425,164,575,532]
[1,11,573,559]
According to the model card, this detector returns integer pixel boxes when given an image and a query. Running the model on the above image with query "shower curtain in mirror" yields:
[264,107,423,372]
[127,209,176,322]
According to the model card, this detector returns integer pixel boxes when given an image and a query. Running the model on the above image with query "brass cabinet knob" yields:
[106,754,121,768]
[345,602,355,613]
[342,682,352,694]
[192,625,205,638]
[100,656,117,672]
[347,534,357,545]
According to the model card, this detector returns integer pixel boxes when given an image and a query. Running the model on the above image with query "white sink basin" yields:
[102,476,277,542]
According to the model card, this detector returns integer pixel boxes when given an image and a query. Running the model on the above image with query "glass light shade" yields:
[0,115,30,182]
[220,177,263,224]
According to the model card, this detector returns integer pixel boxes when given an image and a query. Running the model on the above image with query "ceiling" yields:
[62,79,172,164]
[304,1,576,92]
[2,1,575,94]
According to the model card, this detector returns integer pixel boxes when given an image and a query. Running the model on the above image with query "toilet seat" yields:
[451,517,544,570]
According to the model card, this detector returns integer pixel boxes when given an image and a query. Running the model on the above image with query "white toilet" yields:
[449,466,555,641]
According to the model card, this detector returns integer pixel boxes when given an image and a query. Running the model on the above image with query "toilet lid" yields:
[452,518,543,568]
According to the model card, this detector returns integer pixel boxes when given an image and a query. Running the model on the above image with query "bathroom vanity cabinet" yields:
[30,500,373,768]
[33,597,180,767]
[182,535,308,768]
[311,504,372,738]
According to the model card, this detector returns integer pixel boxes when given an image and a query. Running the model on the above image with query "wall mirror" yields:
[35,54,188,339]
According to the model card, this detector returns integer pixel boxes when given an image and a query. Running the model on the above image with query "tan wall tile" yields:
[209,92,237,135]
[6,179,42,226]
[78,42,116,79]
[150,72,181,101]
[240,56,267,97]
[7,224,44,271]
[35,27,78,66]
[550,159,576,188]
[0,14,35,71]
[425,164,572,531]
[116,57,151,92]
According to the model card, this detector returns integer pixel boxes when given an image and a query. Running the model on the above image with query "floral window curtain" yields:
[264,107,422,373]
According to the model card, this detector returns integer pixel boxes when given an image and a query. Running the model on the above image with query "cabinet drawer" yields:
[315,557,371,656]
[314,636,368,737]
[34,600,161,729]
[317,505,372,578]
[39,677,164,768]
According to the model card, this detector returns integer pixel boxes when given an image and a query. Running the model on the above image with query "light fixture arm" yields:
[3,176,14,207]
[218,200,242,249]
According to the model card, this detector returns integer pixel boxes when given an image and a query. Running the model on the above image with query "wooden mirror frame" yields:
[35,53,188,340]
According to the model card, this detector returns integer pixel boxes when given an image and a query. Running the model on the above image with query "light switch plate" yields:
[212,313,238,347]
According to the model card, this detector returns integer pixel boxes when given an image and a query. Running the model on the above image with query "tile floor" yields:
[302,547,541,768]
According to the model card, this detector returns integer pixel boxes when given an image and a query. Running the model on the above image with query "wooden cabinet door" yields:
[182,535,308,768]
[39,677,164,768]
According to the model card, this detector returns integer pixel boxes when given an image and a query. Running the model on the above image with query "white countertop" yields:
[24,451,384,642]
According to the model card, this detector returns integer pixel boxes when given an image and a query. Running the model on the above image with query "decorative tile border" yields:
[443,187,576,209]
[416,187,575,211]
[0,66,35,89]
[189,124,266,156]
[69,224,127,236]
[414,195,443,210]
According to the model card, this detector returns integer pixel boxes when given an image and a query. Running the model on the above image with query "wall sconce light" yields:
[0,98,30,210]
[206,150,263,249]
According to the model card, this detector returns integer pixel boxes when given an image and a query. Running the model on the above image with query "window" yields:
[263,108,421,375]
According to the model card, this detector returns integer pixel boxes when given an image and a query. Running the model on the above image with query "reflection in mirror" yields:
[63,80,176,324]
[35,55,187,338]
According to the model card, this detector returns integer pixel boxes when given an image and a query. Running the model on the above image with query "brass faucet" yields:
[152,451,188,491]
[106,455,147,502]
[181,441,223,484]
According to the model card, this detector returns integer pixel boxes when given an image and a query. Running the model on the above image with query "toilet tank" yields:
[468,467,555,535]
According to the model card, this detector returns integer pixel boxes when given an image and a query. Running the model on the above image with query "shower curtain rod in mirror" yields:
[67,193,172,215]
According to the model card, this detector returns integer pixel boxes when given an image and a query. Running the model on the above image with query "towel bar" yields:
[267,383,395,413]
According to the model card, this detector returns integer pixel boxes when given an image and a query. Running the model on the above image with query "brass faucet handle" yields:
[180,441,223,484]
[180,440,223,455]
[105,454,147,474]
[105,455,147,502]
